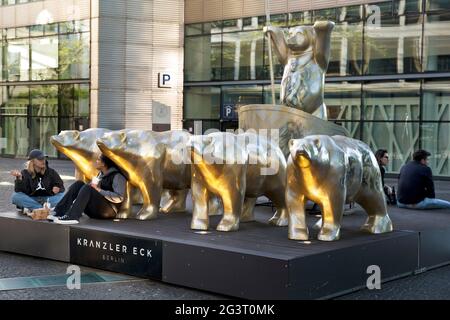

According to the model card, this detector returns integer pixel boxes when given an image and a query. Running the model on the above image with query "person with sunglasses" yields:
[375,149,396,205]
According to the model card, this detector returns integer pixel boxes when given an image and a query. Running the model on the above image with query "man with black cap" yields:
[397,149,450,210]
[10,149,65,213]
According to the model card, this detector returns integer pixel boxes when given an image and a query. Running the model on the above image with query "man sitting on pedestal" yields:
[10,149,65,214]
[397,149,450,210]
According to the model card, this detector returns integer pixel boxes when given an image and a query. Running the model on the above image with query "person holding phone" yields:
[50,154,127,224]
[11,149,65,213]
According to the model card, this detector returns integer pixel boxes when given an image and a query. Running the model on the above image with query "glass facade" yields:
[0,20,90,158]
[184,0,450,177]
[1,0,41,5]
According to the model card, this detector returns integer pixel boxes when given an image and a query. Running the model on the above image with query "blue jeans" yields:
[397,197,450,210]
[11,192,65,210]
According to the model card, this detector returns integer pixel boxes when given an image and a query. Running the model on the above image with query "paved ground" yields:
[0,157,450,300]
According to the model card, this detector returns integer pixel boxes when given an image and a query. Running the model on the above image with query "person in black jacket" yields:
[397,149,450,209]
[49,154,127,224]
[10,149,65,212]
[375,149,396,205]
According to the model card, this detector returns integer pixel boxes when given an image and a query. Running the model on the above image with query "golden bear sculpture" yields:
[286,135,393,241]
[189,131,288,232]
[263,21,334,119]
[50,128,137,219]
[96,129,192,220]
[96,129,223,220]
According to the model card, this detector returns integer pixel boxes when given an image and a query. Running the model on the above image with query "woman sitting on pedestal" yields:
[50,154,127,224]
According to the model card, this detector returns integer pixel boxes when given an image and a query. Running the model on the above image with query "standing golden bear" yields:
[189,131,288,232]
[286,135,393,241]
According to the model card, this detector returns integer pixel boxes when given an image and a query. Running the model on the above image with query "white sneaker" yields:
[53,215,79,225]
[47,215,58,222]
[24,208,32,216]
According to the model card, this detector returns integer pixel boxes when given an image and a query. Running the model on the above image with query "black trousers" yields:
[54,181,117,220]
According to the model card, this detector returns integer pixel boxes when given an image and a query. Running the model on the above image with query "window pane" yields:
[222,31,264,81]
[74,19,90,33]
[59,21,74,34]
[185,23,202,36]
[325,82,361,121]
[31,85,58,116]
[59,33,90,79]
[74,83,89,117]
[363,121,420,173]
[29,25,44,37]
[203,21,222,34]
[364,15,422,74]
[0,41,3,81]
[263,29,284,79]
[184,87,220,119]
[30,117,58,157]
[426,0,450,11]
[0,85,28,116]
[313,8,337,22]
[60,84,73,117]
[0,116,29,157]
[44,23,59,35]
[15,27,28,38]
[328,22,363,76]
[31,36,58,80]
[420,122,450,176]
[288,11,312,26]
[6,39,30,81]
[424,13,450,72]
[263,84,280,105]
[337,5,363,23]
[222,85,262,106]
[363,81,421,121]
[422,80,450,121]
[184,34,221,81]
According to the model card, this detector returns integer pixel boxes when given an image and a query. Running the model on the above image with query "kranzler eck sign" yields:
[70,229,162,279]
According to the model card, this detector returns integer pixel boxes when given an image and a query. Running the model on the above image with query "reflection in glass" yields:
[0,85,28,116]
[222,85,263,106]
[328,23,363,76]
[184,87,220,119]
[424,13,450,72]
[59,33,90,79]
[288,11,312,26]
[363,81,420,121]
[364,15,422,74]
[6,39,30,81]
[30,117,58,157]
[363,121,420,173]
[0,116,29,157]
[263,84,280,105]
[184,35,221,81]
[222,31,264,81]
[422,80,450,121]
[325,83,361,121]
[420,122,450,176]
[31,36,58,80]
[426,0,450,11]
[31,85,58,116]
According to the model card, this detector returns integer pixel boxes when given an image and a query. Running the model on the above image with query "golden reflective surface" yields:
[286,135,393,241]
[189,131,288,232]
[97,130,192,220]
[50,128,137,218]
